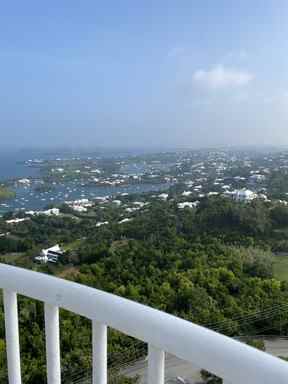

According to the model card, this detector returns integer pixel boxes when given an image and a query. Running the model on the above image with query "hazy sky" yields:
[1,1,288,149]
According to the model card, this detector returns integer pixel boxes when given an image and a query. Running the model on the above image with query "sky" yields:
[1,1,288,150]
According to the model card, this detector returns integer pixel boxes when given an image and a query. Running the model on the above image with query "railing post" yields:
[148,345,165,384]
[3,290,22,384]
[92,321,107,384]
[44,303,61,384]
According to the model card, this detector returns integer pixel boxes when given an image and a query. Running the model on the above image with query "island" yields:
[0,185,15,201]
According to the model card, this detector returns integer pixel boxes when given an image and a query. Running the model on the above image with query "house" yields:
[42,208,60,216]
[73,205,87,213]
[133,201,147,208]
[6,218,29,225]
[96,221,109,227]
[112,200,122,206]
[178,201,199,209]
[249,174,265,182]
[25,208,60,216]
[158,193,169,200]
[35,244,64,264]
[18,178,31,186]
[118,218,133,224]
[232,189,257,202]
[0,232,10,237]
[64,198,93,212]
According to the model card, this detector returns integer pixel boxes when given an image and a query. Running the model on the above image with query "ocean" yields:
[0,150,40,180]
[0,150,170,214]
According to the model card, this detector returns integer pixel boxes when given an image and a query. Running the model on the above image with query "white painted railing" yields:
[1,264,288,384]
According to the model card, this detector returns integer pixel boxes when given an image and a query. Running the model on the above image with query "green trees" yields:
[2,196,288,382]
[270,206,288,227]
[195,197,271,237]
[0,237,31,254]
[267,171,288,200]
[0,186,15,201]
[196,196,240,233]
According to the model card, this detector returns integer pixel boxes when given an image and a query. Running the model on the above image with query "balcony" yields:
[1,263,288,384]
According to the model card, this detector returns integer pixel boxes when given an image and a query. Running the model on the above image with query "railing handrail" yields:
[1,263,288,384]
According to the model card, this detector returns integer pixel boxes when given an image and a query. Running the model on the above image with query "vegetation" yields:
[0,185,15,201]
[1,196,288,382]
[273,255,288,282]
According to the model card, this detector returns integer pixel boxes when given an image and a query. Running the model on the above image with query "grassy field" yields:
[273,254,288,281]
[63,238,82,251]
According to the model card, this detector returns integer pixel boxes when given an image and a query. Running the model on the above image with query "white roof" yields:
[41,245,62,256]
[118,218,132,224]
[237,189,254,196]
[96,221,109,227]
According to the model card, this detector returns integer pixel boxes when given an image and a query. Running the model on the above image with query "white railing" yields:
[1,263,288,384]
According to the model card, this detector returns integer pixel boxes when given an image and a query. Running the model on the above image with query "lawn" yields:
[273,255,288,282]
[63,238,82,251]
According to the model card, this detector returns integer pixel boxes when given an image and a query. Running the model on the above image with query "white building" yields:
[118,218,133,224]
[112,200,122,206]
[35,244,63,264]
[249,174,265,182]
[182,191,192,197]
[73,205,87,213]
[96,221,109,227]
[42,208,60,216]
[65,198,93,212]
[18,178,31,186]
[6,218,29,225]
[0,232,10,237]
[25,208,60,216]
[133,201,147,208]
[158,193,169,201]
[178,201,199,209]
[232,189,257,202]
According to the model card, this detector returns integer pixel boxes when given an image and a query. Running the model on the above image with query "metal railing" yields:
[1,263,288,384]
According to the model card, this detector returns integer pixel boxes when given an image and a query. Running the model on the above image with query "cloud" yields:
[192,65,254,89]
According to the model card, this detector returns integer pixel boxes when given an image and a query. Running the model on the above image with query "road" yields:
[72,337,288,384]
[264,337,288,357]
[122,337,288,384]
[123,353,202,384]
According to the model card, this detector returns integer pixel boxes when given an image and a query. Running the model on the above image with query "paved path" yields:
[72,337,288,384]
[123,354,202,384]
[123,337,288,384]
[265,337,288,357]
